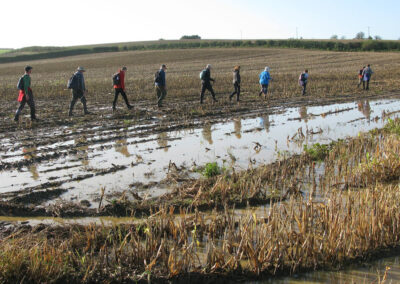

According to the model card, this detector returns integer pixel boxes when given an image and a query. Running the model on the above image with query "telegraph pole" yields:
[368,26,370,38]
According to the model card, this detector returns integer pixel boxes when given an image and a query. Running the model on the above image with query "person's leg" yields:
[200,82,206,104]
[259,85,263,96]
[69,90,79,116]
[80,95,89,114]
[264,84,269,97]
[158,86,166,107]
[14,96,27,121]
[302,83,307,95]
[113,88,120,110]
[120,90,132,108]
[236,84,241,102]
[366,79,370,90]
[27,90,36,120]
[363,80,366,90]
[230,83,238,101]
[207,84,218,102]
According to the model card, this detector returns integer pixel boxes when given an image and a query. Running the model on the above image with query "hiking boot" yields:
[112,107,116,112]
[14,116,19,122]
[84,111,93,115]
[31,117,39,122]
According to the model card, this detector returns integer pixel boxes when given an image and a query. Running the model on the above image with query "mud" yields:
[1,92,400,217]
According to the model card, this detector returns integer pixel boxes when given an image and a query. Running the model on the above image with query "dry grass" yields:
[1,48,400,105]
[1,182,400,283]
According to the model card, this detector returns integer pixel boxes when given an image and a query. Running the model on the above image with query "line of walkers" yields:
[12,64,374,122]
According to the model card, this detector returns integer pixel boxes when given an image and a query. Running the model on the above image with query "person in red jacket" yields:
[113,66,132,111]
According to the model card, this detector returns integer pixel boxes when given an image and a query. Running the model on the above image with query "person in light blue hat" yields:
[259,66,272,98]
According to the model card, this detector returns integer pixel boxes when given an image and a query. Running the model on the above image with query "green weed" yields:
[303,143,330,161]
[202,162,221,178]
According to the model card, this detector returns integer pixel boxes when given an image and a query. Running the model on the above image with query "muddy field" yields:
[1,48,400,282]
[1,48,400,217]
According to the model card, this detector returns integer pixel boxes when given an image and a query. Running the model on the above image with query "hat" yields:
[161,64,167,69]
[121,66,127,71]
[25,65,33,72]
[77,66,85,71]
[264,66,270,72]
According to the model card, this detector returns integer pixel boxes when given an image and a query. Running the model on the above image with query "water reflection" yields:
[157,132,169,152]
[358,100,371,119]
[74,137,89,167]
[115,139,131,157]
[234,118,242,139]
[257,256,400,284]
[299,106,308,122]
[202,124,213,144]
[259,115,270,133]
[23,147,39,180]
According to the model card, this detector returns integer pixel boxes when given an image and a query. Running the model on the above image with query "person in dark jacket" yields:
[155,64,167,107]
[113,67,132,111]
[229,66,241,102]
[200,64,218,104]
[14,65,37,122]
[298,69,309,96]
[69,67,91,116]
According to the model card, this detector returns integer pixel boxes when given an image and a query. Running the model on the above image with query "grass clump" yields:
[202,162,221,178]
[303,143,330,161]
[383,118,400,135]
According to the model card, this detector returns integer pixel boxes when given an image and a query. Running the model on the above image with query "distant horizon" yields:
[2,37,399,51]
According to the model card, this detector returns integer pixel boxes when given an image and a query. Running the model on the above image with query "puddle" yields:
[1,98,400,206]
[255,255,400,283]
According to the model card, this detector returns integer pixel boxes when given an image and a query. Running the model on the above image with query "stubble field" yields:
[2,47,400,282]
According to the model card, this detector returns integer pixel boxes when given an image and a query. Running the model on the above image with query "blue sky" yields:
[1,0,399,48]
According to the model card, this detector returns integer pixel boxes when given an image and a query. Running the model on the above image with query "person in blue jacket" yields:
[259,67,272,98]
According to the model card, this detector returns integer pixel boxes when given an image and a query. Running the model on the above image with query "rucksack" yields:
[199,69,207,80]
[17,76,24,90]
[67,73,79,90]
[300,73,306,82]
[154,70,161,84]
[112,73,120,86]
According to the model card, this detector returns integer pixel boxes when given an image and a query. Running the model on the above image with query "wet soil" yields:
[1,91,400,218]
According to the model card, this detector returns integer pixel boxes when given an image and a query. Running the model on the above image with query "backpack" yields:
[154,70,161,84]
[67,73,79,90]
[300,73,306,82]
[199,69,207,80]
[112,73,120,86]
[17,76,24,90]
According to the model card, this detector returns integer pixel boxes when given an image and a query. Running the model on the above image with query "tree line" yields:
[1,39,400,64]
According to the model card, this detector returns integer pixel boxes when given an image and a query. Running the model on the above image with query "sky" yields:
[1,0,399,48]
